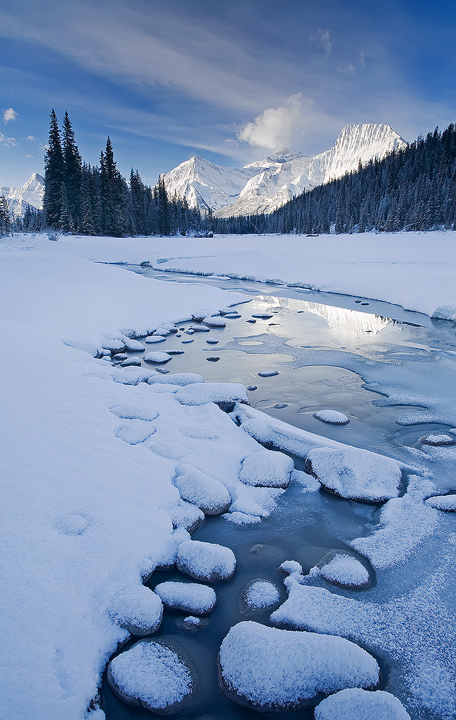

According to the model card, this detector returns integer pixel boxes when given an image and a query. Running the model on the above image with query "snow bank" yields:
[107,639,196,713]
[148,372,203,386]
[314,688,411,719]
[239,449,294,488]
[425,494,456,511]
[218,621,379,711]
[307,446,402,502]
[177,540,236,581]
[176,382,248,406]
[154,581,216,615]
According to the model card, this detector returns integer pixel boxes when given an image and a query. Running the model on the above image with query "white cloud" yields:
[337,64,355,75]
[312,28,332,58]
[0,132,17,147]
[237,94,307,150]
[3,107,18,124]
[26,135,35,141]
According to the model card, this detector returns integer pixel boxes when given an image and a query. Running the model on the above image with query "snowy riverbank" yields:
[1,230,456,720]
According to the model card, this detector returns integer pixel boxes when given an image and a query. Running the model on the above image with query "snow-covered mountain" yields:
[164,124,406,217]
[1,173,45,218]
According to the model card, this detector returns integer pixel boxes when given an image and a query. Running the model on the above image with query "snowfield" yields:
[1,230,456,720]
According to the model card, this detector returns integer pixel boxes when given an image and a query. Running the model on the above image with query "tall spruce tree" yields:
[43,110,65,228]
[157,174,170,235]
[62,111,82,231]
[0,195,11,235]
[100,137,126,236]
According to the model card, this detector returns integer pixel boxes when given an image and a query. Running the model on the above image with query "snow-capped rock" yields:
[2,173,45,218]
[163,124,406,217]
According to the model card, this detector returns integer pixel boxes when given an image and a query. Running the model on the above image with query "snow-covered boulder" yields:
[218,621,379,711]
[203,316,226,328]
[314,688,411,719]
[148,373,203,386]
[306,446,402,503]
[241,580,281,611]
[169,501,205,533]
[144,351,172,364]
[320,555,370,589]
[239,449,294,488]
[419,433,455,446]
[120,356,142,367]
[258,370,279,377]
[123,338,145,352]
[107,639,197,714]
[313,410,350,425]
[109,585,163,636]
[102,338,125,353]
[177,540,236,582]
[154,581,216,615]
[176,382,248,407]
[145,335,166,344]
[174,464,232,515]
[425,494,456,512]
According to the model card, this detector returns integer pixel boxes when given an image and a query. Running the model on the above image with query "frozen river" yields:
[102,264,456,720]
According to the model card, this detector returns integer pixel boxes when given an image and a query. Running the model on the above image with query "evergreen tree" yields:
[62,111,82,231]
[100,137,126,236]
[43,110,65,228]
[0,195,11,235]
[157,174,170,235]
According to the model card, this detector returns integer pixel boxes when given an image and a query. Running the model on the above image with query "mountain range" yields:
[3,123,406,221]
[164,123,406,217]
[1,173,45,218]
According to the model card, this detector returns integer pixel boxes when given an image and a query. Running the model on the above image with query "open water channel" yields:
[100,265,456,720]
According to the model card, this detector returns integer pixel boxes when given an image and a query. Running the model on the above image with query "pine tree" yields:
[100,137,126,237]
[157,174,170,235]
[43,110,65,228]
[62,112,82,231]
[0,195,11,235]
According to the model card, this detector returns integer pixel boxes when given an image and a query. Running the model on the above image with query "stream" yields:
[100,265,456,720]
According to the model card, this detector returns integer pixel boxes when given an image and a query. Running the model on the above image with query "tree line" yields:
[214,123,456,235]
[42,110,208,237]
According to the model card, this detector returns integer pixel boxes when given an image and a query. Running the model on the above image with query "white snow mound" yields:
[320,555,369,588]
[109,586,163,635]
[218,621,379,710]
[313,409,350,425]
[244,580,281,609]
[154,581,216,615]
[307,446,401,502]
[314,688,411,719]
[177,540,236,581]
[240,449,294,488]
[174,464,231,515]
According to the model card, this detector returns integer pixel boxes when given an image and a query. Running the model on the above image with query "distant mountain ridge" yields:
[164,123,406,217]
[1,173,45,218]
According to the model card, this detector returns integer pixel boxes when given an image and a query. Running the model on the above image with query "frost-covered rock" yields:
[279,560,303,576]
[206,338,219,344]
[148,372,203,386]
[109,585,163,636]
[177,540,236,581]
[419,433,455,446]
[307,446,402,502]
[110,405,159,421]
[107,639,197,714]
[144,351,172,364]
[218,621,379,711]
[113,369,152,385]
[174,464,232,515]
[425,494,456,512]
[252,313,273,319]
[169,501,205,532]
[123,338,145,352]
[320,555,369,589]
[242,580,281,611]
[176,382,248,406]
[314,410,350,425]
[145,335,166,344]
[188,324,210,332]
[258,370,279,377]
[154,581,216,615]
[314,688,411,719]
[240,449,293,488]
[203,316,226,328]
[120,356,142,367]
[102,338,125,353]
[114,422,156,445]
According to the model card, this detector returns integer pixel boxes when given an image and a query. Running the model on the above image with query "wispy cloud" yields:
[3,107,17,124]
[0,132,18,147]
[311,28,332,58]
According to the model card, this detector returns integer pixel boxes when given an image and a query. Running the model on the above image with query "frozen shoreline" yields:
[1,230,456,719]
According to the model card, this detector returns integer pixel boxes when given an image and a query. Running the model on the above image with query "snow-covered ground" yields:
[1,230,456,720]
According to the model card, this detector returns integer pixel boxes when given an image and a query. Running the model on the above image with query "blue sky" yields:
[1,0,456,187]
